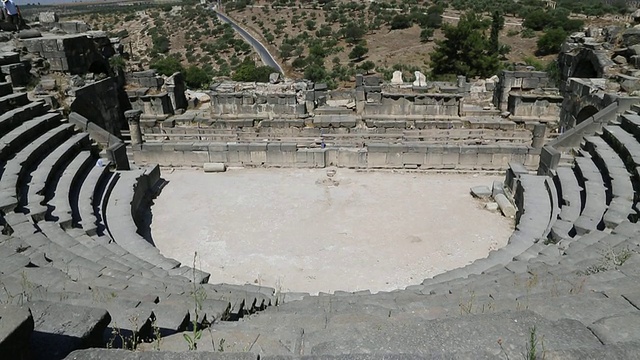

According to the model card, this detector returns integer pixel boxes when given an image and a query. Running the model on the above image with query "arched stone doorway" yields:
[572,58,598,78]
[576,105,599,124]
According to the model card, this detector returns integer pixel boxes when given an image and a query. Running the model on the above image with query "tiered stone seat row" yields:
[0,84,277,359]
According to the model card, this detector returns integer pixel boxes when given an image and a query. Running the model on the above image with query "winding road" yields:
[214,10,284,75]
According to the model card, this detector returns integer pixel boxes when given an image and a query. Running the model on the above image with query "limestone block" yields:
[203,163,226,172]
[521,77,540,90]
[184,151,210,166]
[622,27,640,47]
[470,186,492,199]
[42,39,59,52]
[367,151,387,167]
[337,148,365,168]
[391,70,403,84]
[413,71,427,87]
[364,76,381,86]
[402,152,425,165]
[442,146,460,167]
[208,150,228,163]
[367,92,382,103]
[485,202,499,211]
[424,151,443,168]
[269,72,281,84]
[492,181,505,198]
[23,39,44,53]
[249,143,267,165]
[495,193,516,218]
[386,144,405,166]
[295,149,310,166]
[459,146,479,166]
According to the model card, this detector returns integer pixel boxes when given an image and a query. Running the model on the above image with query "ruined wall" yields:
[560,78,637,129]
[0,52,29,86]
[134,142,539,170]
[210,91,302,116]
[508,94,563,119]
[21,33,111,74]
[70,77,125,137]
[494,71,559,114]
[363,93,462,117]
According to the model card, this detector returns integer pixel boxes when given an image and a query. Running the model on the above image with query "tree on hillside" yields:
[490,11,505,56]
[343,23,366,44]
[184,65,211,89]
[420,28,434,43]
[430,13,501,79]
[536,28,567,56]
[348,44,369,61]
[359,60,375,74]
[232,58,276,82]
[150,56,184,76]
[390,14,412,30]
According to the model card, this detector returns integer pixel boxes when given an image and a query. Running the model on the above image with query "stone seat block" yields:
[103,170,181,271]
[27,300,111,360]
[602,125,640,172]
[77,159,112,235]
[48,150,95,228]
[0,101,48,137]
[0,112,62,162]
[0,303,33,360]
[0,81,13,97]
[554,166,583,222]
[0,92,29,114]
[26,133,91,221]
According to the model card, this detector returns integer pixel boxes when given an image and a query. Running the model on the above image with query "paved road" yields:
[215,10,284,75]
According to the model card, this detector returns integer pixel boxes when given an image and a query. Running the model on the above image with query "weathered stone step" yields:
[0,100,48,137]
[583,136,636,227]
[300,310,601,357]
[619,112,640,141]
[0,303,33,360]
[48,150,95,227]
[573,155,607,235]
[602,125,640,175]
[25,132,91,221]
[162,294,231,324]
[28,300,111,360]
[145,321,304,354]
[0,81,13,97]
[515,174,554,239]
[102,170,181,272]
[64,349,257,359]
[0,111,62,162]
[0,123,75,196]
[0,92,29,113]
[76,159,112,235]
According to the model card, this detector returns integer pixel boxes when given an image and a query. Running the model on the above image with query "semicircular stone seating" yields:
[1,78,640,359]
[0,83,276,360]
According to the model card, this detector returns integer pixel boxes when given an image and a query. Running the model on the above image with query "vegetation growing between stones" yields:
[183,252,206,351]
[581,247,632,275]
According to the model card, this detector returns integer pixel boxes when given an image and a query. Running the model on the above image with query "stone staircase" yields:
[0,83,276,360]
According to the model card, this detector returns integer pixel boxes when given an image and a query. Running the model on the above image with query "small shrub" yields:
[521,28,535,38]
